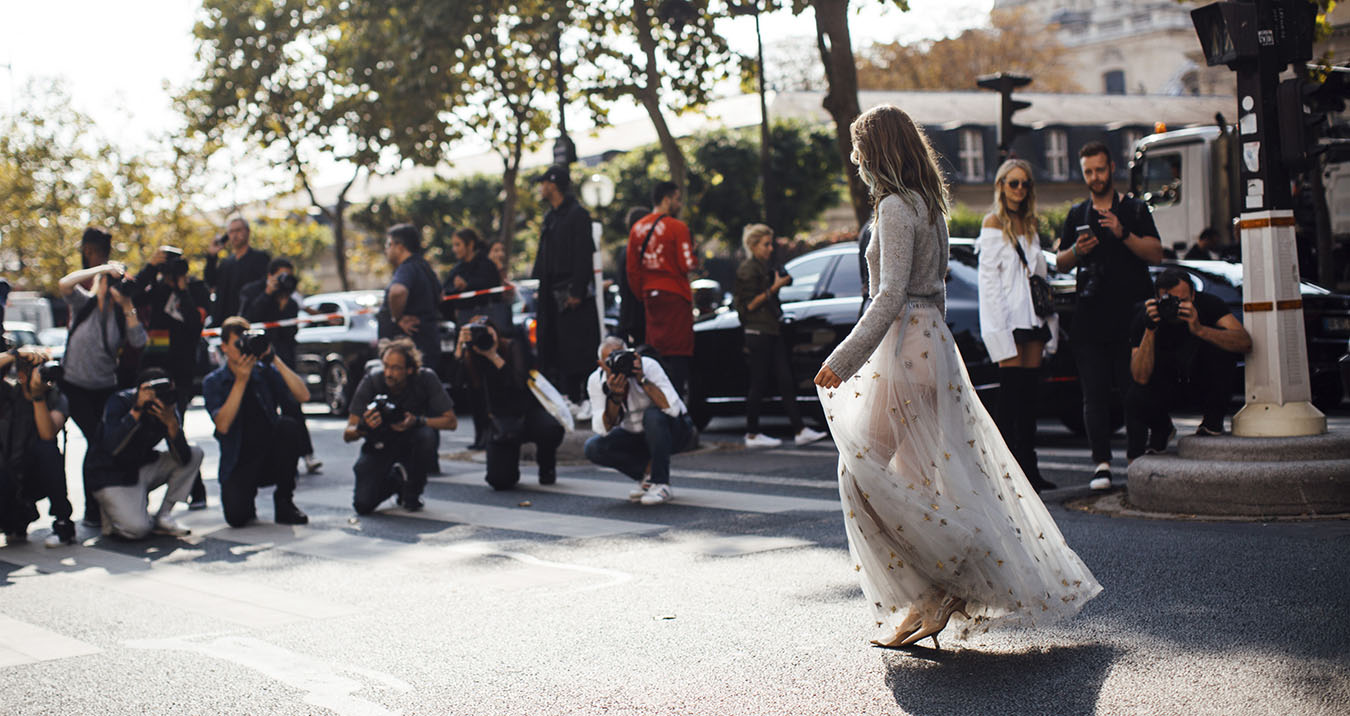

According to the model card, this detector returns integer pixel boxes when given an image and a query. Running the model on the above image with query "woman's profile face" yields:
[451,236,469,261]
[488,243,506,269]
[751,235,774,262]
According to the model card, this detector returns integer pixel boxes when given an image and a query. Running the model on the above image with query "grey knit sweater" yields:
[825,192,948,380]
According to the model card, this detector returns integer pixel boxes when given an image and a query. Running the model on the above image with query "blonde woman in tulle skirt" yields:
[814,105,1102,649]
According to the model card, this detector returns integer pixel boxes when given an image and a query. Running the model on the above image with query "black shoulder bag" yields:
[1012,237,1056,319]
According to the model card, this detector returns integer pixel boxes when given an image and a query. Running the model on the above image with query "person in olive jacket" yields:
[530,165,599,406]
[732,224,827,449]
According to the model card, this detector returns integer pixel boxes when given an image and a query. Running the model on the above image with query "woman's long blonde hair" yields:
[849,104,949,224]
[990,159,1038,244]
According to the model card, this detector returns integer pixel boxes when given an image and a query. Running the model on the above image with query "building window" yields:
[959,129,985,182]
[1104,70,1126,95]
[1045,130,1069,180]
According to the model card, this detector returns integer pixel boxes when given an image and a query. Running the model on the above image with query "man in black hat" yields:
[531,165,600,407]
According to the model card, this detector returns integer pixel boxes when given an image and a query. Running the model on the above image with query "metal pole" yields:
[754,9,772,225]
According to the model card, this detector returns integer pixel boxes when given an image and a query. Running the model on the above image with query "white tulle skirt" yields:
[819,303,1102,641]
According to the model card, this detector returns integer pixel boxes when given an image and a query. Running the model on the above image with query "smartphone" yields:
[1075,224,1092,239]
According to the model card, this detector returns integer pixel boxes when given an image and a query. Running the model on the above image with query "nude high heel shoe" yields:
[898,595,971,649]
[871,605,926,647]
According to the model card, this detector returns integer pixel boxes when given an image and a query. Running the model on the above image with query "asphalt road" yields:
[1,403,1347,716]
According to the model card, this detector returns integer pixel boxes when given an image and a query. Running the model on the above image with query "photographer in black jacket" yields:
[134,246,211,508]
[243,258,321,474]
[86,367,204,539]
[0,346,75,547]
[457,317,564,491]
[1127,269,1252,458]
[343,337,457,514]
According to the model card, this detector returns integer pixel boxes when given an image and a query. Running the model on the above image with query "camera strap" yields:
[633,214,666,292]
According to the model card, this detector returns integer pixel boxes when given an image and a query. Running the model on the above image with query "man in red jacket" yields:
[626,181,697,399]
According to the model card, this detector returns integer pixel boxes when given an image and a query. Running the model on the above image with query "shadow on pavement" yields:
[882,643,1119,716]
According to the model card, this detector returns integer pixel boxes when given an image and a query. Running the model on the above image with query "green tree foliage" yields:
[598,122,842,249]
[573,0,736,199]
[183,0,398,290]
[351,174,525,269]
[0,81,217,292]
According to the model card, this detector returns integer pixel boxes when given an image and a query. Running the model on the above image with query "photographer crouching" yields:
[1127,269,1252,459]
[203,317,311,527]
[457,317,563,491]
[0,346,75,546]
[344,337,457,514]
[85,368,203,539]
[583,337,695,506]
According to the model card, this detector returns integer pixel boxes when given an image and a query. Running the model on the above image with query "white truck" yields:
[1129,124,1350,275]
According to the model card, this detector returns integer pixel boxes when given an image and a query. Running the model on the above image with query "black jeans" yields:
[0,440,70,534]
[1072,340,1132,464]
[353,425,439,513]
[583,407,694,485]
[61,381,115,522]
[1125,342,1239,459]
[484,405,565,491]
[744,332,802,435]
[220,415,303,527]
[662,355,691,403]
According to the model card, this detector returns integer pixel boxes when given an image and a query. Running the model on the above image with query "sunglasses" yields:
[1005,179,1032,189]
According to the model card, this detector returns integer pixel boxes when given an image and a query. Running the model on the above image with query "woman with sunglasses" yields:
[977,159,1059,493]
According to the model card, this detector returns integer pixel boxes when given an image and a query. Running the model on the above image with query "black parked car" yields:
[292,290,384,414]
[689,240,1085,432]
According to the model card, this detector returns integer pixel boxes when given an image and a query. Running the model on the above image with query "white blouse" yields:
[976,226,1059,363]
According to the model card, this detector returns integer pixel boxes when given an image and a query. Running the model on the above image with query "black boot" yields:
[1015,368,1056,492]
[274,495,309,525]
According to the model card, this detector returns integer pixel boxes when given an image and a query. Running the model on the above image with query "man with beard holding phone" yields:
[1055,141,1163,491]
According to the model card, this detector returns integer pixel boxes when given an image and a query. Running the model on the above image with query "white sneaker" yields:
[152,517,191,537]
[572,399,593,421]
[794,427,828,446]
[43,533,74,548]
[628,480,653,502]
[745,433,782,448]
[1089,462,1112,491]
[640,484,674,505]
[303,454,323,474]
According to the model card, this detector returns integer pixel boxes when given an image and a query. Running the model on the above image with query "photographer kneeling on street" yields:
[584,337,694,506]
[203,317,311,527]
[458,317,563,491]
[0,346,75,546]
[86,368,204,539]
[1127,269,1252,459]
[344,337,456,513]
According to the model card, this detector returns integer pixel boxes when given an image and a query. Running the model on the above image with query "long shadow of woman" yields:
[883,643,1120,716]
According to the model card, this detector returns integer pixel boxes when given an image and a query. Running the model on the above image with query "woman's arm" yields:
[976,226,1016,364]
[822,195,917,381]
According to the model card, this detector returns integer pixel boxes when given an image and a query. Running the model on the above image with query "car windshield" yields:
[780,253,835,303]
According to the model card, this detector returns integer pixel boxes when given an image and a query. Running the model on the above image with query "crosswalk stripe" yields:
[0,614,101,668]
[0,543,355,628]
[433,473,840,513]
[298,486,667,538]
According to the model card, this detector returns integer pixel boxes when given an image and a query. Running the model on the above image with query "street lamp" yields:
[730,1,772,225]
[580,173,615,339]
[552,28,576,167]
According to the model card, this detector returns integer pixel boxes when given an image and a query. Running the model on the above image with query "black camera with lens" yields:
[241,331,271,359]
[365,393,405,428]
[604,348,639,378]
[1155,294,1182,324]
[15,354,62,389]
[110,274,139,298]
[159,247,190,279]
[467,319,495,351]
[143,377,177,406]
[275,271,298,294]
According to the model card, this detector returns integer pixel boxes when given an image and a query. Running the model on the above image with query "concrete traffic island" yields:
[1126,431,1350,517]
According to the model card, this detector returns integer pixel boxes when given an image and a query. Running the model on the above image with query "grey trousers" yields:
[95,447,205,540]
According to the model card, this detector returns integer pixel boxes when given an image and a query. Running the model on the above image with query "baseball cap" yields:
[534,164,571,190]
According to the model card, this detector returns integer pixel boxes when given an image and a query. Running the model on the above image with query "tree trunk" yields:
[332,197,350,291]
[499,137,522,264]
[812,0,869,228]
[634,0,688,198]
